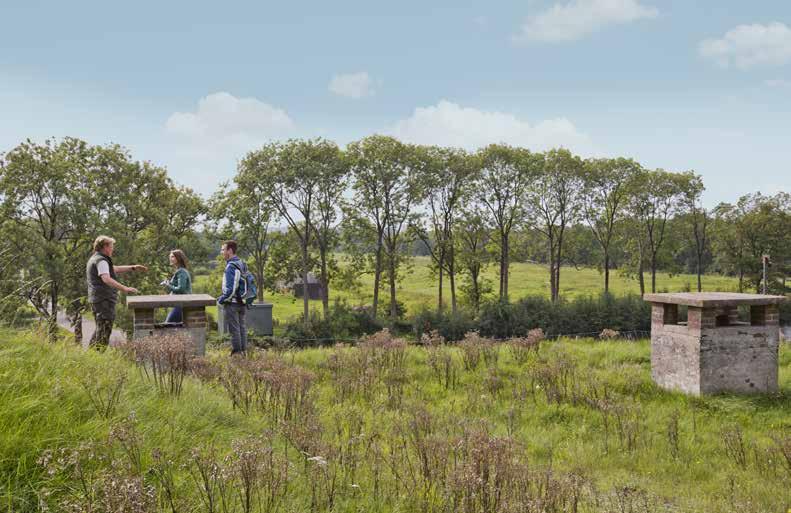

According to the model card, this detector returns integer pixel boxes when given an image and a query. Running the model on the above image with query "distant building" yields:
[291,273,325,300]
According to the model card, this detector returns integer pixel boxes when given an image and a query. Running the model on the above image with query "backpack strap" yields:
[227,261,246,300]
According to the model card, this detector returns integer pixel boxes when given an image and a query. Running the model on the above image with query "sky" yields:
[1,0,790,206]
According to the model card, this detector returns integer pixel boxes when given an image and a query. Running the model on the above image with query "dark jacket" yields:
[166,267,192,294]
[217,256,247,304]
[86,252,118,304]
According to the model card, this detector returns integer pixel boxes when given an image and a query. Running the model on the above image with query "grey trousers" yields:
[224,303,247,354]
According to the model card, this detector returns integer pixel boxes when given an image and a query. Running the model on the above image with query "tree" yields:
[241,139,341,326]
[627,169,686,293]
[473,145,535,301]
[0,138,205,341]
[310,147,347,317]
[680,173,708,292]
[581,157,639,294]
[209,179,276,302]
[347,135,419,320]
[412,146,476,314]
[713,193,791,293]
[0,138,97,338]
[526,148,583,303]
[456,203,493,312]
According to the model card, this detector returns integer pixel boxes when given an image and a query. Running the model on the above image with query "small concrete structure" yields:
[217,302,273,337]
[127,294,215,356]
[645,292,786,395]
[291,273,324,300]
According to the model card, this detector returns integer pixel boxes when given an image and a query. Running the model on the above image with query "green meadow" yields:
[1,327,788,512]
[195,256,739,325]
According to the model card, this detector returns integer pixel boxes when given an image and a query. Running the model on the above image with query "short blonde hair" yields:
[93,235,116,253]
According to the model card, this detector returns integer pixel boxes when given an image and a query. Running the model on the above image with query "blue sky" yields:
[1,0,790,205]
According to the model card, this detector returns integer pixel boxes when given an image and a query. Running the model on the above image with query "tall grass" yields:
[1,326,789,512]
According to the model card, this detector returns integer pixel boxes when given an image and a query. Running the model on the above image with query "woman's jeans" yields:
[165,306,183,323]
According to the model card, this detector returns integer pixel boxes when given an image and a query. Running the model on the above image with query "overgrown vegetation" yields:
[2,327,789,512]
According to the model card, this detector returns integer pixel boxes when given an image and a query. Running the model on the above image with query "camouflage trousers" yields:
[89,300,116,350]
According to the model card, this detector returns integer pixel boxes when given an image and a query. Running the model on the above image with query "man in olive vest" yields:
[86,235,148,349]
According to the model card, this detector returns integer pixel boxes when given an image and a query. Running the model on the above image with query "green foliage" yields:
[477,293,651,339]
[282,301,384,346]
[411,307,476,342]
[0,138,205,338]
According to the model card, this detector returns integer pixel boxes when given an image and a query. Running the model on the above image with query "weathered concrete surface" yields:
[647,293,785,395]
[699,326,778,394]
[127,294,215,309]
[644,292,786,308]
[127,294,214,356]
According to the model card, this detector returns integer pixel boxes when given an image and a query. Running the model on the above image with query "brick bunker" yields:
[644,292,786,395]
[127,294,215,356]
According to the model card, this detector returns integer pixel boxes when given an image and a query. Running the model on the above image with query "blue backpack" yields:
[230,261,257,306]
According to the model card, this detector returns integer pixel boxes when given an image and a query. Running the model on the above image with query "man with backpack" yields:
[217,240,256,355]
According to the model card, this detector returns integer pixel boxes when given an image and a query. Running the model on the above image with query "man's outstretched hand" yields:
[125,287,139,294]
[133,265,148,272]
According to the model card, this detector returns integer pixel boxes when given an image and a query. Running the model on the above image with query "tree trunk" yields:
[389,255,398,320]
[320,249,330,319]
[48,286,58,341]
[437,254,444,313]
[68,299,83,345]
[71,311,83,345]
[471,266,481,313]
[301,240,310,328]
[696,255,702,292]
[651,253,657,293]
[554,256,561,303]
[501,232,509,300]
[548,237,556,303]
[372,234,384,319]
[448,249,457,315]
[604,252,610,294]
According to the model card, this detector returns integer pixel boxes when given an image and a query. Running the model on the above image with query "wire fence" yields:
[244,328,653,347]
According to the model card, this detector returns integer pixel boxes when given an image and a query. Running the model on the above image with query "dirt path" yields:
[56,310,127,348]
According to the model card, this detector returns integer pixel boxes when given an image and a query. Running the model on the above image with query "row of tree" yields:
[210,136,789,327]
[1,136,789,336]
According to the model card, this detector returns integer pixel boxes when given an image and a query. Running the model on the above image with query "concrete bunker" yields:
[644,292,786,395]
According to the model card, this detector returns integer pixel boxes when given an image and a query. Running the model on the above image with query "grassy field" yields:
[1,326,789,512]
[194,257,740,326]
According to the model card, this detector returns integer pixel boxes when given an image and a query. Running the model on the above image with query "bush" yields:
[282,300,384,347]
[477,293,650,339]
[411,307,476,342]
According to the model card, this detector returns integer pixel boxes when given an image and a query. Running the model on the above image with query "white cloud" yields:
[328,72,376,99]
[389,100,595,155]
[514,0,658,44]
[165,92,294,140]
[163,92,295,192]
[699,22,791,70]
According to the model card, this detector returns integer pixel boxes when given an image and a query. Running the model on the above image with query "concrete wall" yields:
[651,324,701,395]
[699,326,778,394]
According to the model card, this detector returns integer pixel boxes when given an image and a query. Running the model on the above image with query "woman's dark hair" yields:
[170,249,189,269]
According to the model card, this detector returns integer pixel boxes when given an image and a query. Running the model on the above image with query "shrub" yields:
[477,293,650,339]
[411,307,476,342]
[282,301,384,346]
